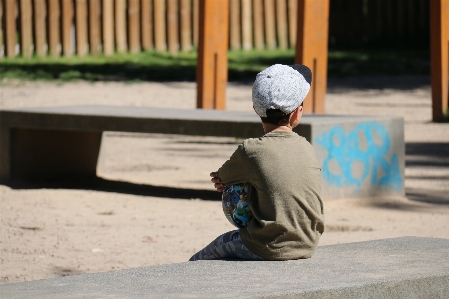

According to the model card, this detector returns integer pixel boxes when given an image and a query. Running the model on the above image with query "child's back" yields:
[217,130,324,260]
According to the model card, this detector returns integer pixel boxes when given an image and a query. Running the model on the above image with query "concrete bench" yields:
[0,105,404,199]
[1,237,448,298]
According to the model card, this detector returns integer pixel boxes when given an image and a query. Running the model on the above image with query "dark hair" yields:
[260,103,303,126]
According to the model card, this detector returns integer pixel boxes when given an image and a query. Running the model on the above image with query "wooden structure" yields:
[295,0,329,114]
[196,0,329,112]
[196,0,229,110]
[430,0,449,122]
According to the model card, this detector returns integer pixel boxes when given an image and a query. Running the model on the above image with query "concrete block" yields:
[0,106,404,199]
[1,237,448,298]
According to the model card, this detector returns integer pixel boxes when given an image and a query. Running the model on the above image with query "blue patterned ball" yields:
[222,183,253,228]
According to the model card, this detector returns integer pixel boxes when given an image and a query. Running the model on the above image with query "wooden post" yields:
[103,0,114,56]
[253,0,264,50]
[241,0,252,50]
[115,0,127,53]
[62,0,73,57]
[128,0,140,54]
[288,0,297,48]
[34,0,47,57]
[264,0,276,49]
[276,0,288,50]
[167,0,179,53]
[4,0,16,58]
[141,0,153,51]
[20,0,32,58]
[48,0,60,57]
[154,0,166,51]
[430,0,449,122]
[196,0,229,110]
[180,0,191,52]
[229,0,241,50]
[75,0,88,56]
[295,0,329,114]
[193,0,199,48]
[89,0,101,55]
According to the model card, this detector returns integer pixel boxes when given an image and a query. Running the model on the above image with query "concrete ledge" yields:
[1,237,448,298]
[0,105,404,198]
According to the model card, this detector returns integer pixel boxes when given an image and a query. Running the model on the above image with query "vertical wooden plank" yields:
[115,0,127,52]
[241,0,252,50]
[264,0,276,49]
[253,0,264,49]
[4,0,17,57]
[102,0,114,55]
[0,0,3,57]
[275,0,287,49]
[154,0,166,51]
[430,0,449,122]
[287,0,297,48]
[229,0,240,50]
[141,0,153,51]
[20,0,32,57]
[48,0,60,56]
[34,0,47,57]
[88,0,100,54]
[75,0,88,56]
[128,0,140,53]
[295,0,329,114]
[180,0,191,52]
[167,0,178,53]
[193,0,198,48]
[197,0,229,110]
[62,0,73,57]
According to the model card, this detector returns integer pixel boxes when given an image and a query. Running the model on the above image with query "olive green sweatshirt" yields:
[218,131,324,260]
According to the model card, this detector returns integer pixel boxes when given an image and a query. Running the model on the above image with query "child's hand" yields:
[210,172,225,192]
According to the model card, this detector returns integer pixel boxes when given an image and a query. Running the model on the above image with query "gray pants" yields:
[189,230,264,261]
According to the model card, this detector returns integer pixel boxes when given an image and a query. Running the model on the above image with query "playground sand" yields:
[1,77,448,283]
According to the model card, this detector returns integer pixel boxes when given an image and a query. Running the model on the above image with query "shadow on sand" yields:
[4,177,221,201]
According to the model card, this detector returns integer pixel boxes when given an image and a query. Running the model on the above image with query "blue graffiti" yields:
[315,122,402,191]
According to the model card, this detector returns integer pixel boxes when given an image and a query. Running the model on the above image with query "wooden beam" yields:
[295,0,329,114]
[196,0,229,110]
[430,0,449,122]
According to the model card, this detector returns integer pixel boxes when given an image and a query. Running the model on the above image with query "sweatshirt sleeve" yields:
[217,144,250,185]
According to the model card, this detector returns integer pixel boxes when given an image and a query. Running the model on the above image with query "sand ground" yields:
[1,76,448,284]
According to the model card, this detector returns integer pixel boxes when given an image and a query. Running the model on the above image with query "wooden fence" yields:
[0,0,430,58]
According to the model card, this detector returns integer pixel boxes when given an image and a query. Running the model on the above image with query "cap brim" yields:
[288,64,312,85]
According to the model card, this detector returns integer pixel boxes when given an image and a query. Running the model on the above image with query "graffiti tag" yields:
[315,122,402,191]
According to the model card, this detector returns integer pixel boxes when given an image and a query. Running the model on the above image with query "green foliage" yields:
[444,108,449,122]
[0,47,430,83]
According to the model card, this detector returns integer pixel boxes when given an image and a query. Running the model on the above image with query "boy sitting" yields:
[190,64,324,261]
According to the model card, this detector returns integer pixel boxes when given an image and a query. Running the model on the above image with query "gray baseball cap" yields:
[252,64,312,117]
